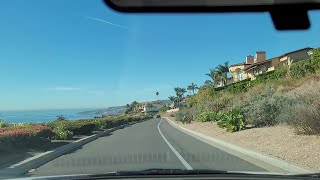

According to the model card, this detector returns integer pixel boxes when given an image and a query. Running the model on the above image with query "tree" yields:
[168,96,176,102]
[174,87,184,107]
[187,82,198,95]
[181,88,187,98]
[215,61,229,86]
[156,92,159,100]
[206,68,218,86]
[55,115,67,121]
[204,80,213,86]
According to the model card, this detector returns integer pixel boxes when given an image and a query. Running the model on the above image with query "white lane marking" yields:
[157,119,193,170]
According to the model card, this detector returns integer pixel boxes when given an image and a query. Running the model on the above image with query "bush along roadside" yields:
[176,109,245,133]
[0,125,54,151]
[0,114,151,148]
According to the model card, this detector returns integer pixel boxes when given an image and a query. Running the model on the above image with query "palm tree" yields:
[215,61,229,86]
[206,68,218,86]
[187,82,198,95]
[174,87,186,107]
[204,80,213,86]
[156,92,159,100]
[181,88,186,97]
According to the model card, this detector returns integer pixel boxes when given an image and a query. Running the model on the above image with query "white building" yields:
[142,103,159,113]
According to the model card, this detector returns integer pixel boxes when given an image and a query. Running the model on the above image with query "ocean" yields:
[0,109,102,124]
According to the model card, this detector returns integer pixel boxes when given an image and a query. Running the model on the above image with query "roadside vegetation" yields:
[0,114,150,151]
[172,48,320,134]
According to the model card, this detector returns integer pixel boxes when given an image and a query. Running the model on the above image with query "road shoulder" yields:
[163,117,314,173]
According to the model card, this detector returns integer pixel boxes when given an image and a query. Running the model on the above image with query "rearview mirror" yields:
[103,0,320,30]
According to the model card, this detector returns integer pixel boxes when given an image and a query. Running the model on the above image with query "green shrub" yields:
[215,110,245,132]
[175,110,192,124]
[55,115,67,121]
[0,121,8,128]
[290,59,315,78]
[216,112,228,128]
[311,48,320,69]
[227,79,251,94]
[94,120,106,130]
[47,120,96,135]
[195,111,216,122]
[53,124,73,140]
[160,106,171,112]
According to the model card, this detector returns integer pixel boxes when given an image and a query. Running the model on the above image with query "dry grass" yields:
[285,77,320,97]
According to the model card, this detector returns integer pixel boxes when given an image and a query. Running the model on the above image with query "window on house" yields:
[238,70,243,81]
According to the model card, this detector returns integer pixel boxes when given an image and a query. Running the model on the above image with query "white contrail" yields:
[85,16,128,29]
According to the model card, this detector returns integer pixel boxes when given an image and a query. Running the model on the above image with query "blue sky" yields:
[0,0,319,110]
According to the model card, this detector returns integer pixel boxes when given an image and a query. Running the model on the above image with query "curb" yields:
[164,117,314,173]
[0,120,145,177]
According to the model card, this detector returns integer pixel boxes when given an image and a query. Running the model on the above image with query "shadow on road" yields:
[0,141,69,169]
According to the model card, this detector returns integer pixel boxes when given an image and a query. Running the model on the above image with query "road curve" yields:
[33,118,265,176]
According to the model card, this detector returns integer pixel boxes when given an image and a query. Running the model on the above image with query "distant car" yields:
[154,114,161,118]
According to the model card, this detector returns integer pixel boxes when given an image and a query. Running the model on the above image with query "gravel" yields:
[166,117,320,171]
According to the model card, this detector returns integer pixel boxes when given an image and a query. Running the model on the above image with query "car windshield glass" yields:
[0,0,320,178]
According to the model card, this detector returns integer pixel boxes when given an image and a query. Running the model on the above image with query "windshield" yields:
[0,0,320,178]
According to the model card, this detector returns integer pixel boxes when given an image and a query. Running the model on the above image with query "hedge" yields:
[0,125,54,150]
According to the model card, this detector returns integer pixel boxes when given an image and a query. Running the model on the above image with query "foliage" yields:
[206,68,218,86]
[94,120,106,130]
[175,109,192,124]
[187,82,199,95]
[0,121,8,128]
[235,92,292,127]
[206,62,229,87]
[0,125,54,149]
[290,59,315,78]
[279,94,320,135]
[53,124,73,140]
[125,101,139,114]
[215,110,245,132]
[227,79,251,94]
[187,86,215,107]
[159,106,171,112]
[55,115,67,121]
[311,48,320,69]
[168,96,176,102]
[195,111,216,122]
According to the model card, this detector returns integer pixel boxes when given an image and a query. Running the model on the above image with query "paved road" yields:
[33,118,266,176]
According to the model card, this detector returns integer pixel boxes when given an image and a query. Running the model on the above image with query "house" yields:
[142,103,159,113]
[278,47,313,67]
[229,47,313,81]
[229,51,266,82]
[134,103,145,112]
[244,57,281,80]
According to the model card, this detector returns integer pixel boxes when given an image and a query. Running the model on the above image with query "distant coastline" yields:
[77,106,126,116]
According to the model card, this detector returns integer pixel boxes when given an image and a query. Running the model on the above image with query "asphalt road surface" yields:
[33,118,266,176]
